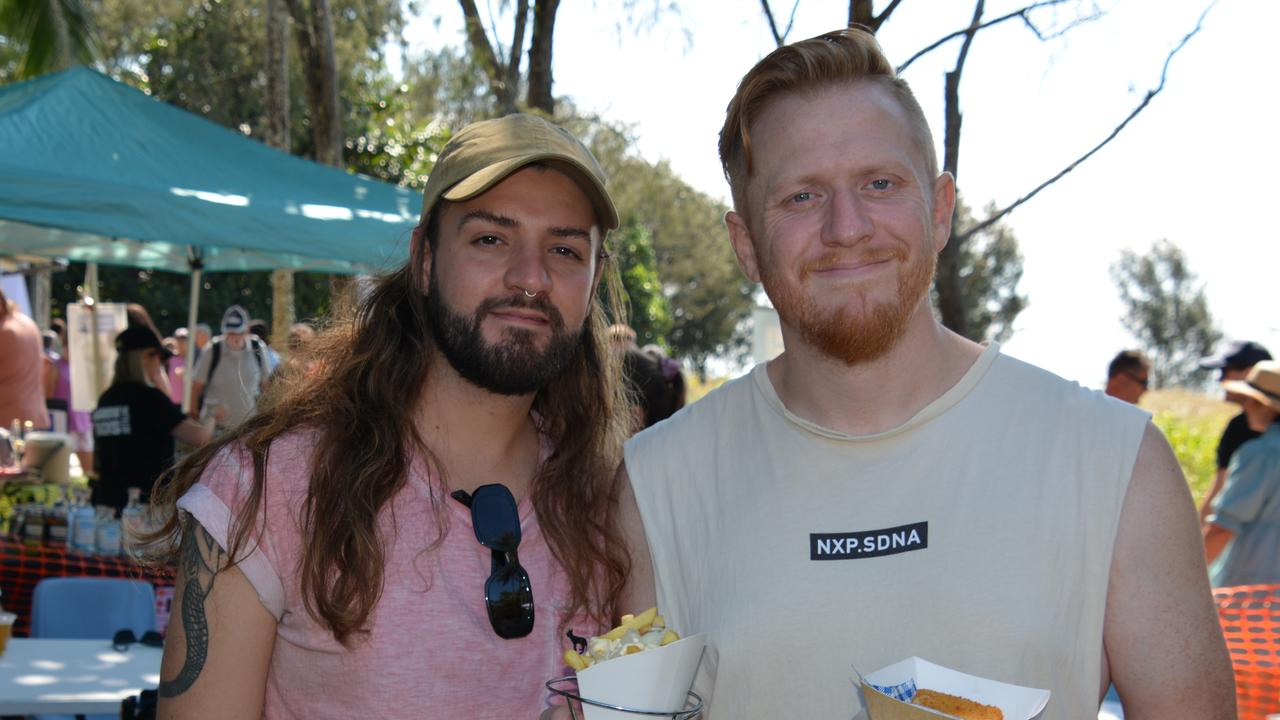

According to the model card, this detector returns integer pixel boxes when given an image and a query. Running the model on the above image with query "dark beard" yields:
[425,276,582,396]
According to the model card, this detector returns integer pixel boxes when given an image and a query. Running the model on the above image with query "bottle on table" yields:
[121,488,144,558]
[70,493,97,554]
[94,505,122,557]
[9,419,24,465]
[0,589,13,655]
[21,503,45,548]
[45,488,69,549]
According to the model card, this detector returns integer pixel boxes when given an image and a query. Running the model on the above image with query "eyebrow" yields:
[457,210,594,243]
[456,209,517,231]
[549,226,593,243]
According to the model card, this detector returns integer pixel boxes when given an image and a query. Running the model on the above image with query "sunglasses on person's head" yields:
[112,629,163,652]
[451,484,535,639]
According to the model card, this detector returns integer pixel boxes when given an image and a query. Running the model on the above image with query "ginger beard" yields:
[756,230,937,366]
[426,263,583,396]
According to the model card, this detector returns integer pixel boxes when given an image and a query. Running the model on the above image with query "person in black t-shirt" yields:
[91,325,214,513]
[1197,340,1273,523]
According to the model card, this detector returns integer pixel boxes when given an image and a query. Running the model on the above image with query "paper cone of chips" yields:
[574,633,705,720]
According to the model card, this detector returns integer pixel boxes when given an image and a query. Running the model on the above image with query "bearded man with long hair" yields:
[150,114,633,719]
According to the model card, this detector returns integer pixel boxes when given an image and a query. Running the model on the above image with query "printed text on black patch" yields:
[810,521,928,561]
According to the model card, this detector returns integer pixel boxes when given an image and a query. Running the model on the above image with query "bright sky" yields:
[398,0,1279,388]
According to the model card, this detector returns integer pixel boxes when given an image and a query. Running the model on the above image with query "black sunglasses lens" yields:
[112,629,137,651]
[485,556,534,639]
[141,630,164,647]
[471,485,521,551]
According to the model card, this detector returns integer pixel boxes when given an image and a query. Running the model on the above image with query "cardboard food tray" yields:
[860,657,1050,720]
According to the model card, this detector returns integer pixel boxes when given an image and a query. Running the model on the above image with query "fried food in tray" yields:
[912,688,1004,720]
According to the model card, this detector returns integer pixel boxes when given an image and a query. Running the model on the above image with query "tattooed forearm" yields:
[158,520,225,698]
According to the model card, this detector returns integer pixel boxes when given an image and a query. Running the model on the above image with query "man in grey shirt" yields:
[190,305,268,433]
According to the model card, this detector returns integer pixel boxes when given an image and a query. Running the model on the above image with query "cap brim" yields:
[442,155,620,231]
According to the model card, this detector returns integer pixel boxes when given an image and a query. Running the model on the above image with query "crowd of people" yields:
[0,25,1273,720]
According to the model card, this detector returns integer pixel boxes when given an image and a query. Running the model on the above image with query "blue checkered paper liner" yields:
[869,677,917,702]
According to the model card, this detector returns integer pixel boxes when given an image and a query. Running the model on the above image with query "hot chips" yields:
[563,606,681,670]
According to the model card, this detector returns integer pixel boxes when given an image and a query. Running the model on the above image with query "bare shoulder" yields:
[616,462,656,615]
[1103,423,1234,718]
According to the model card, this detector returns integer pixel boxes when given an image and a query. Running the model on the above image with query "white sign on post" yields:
[66,303,127,413]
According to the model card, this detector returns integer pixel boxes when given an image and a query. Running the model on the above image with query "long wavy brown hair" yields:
[148,218,634,645]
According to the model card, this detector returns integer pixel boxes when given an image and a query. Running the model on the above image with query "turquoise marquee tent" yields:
[0,66,419,274]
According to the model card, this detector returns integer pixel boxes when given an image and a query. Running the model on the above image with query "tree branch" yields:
[759,0,785,46]
[897,0,1074,72]
[873,0,906,30]
[955,1,1218,243]
[506,0,530,92]
[457,0,502,87]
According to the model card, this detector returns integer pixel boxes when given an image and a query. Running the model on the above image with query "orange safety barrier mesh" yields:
[1215,584,1280,720]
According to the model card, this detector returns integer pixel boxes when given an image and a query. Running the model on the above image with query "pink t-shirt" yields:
[177,431,598,719]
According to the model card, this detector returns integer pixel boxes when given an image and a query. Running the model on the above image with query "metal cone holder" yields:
[545,676,703,719]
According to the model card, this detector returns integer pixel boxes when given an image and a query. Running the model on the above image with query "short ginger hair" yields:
[718,27,938,215]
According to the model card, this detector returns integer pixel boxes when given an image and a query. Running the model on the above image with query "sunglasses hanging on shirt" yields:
[451,484,535,639]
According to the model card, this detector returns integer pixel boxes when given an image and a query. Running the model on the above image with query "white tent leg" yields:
[183,251,203,415]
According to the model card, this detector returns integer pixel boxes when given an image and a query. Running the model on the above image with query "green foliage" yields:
[343,73,451,188]
[946,197,1027,343]
[1145,388,1238,508]
[1111,238,1221,389]
[85,0,406,166]
[48,262,334,333]
[612,222,672,348]
[564,114,753,371]
[0,0,97,80]
[399,42,498,128]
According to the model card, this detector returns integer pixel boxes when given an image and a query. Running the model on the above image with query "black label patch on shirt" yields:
[810,521,928,560]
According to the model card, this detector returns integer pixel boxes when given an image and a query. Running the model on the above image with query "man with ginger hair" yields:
[609,28,1232,719]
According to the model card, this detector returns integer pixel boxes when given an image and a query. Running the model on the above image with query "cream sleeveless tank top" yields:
[624,344,1148,719]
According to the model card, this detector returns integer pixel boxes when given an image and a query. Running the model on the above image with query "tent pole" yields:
[85,263,104,396]
[183,249,204,415]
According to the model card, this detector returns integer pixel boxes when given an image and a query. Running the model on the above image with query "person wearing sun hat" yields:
[1204,360,1280,587]
[1197,340,1274,522]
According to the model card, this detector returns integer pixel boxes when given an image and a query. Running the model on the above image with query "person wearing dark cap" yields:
[1204,360,1280,586]
[150,114,631,718]
[1198,340,1274,523]
[90,326,213,512]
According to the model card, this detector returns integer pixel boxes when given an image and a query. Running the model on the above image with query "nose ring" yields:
[522,288,538,298]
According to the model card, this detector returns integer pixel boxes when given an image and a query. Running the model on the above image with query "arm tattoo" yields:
[158,520,226,698]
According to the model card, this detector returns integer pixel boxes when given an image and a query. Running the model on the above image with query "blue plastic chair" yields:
[30,577,158,720]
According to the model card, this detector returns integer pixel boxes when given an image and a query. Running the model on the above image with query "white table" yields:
[0,638,162,715]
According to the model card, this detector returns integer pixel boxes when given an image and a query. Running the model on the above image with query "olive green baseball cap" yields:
[419,113,619,232]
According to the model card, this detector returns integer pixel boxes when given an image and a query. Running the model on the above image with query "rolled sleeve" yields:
[176,449,287,620]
